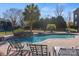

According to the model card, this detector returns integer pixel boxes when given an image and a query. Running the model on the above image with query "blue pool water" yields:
[8,34,76,43]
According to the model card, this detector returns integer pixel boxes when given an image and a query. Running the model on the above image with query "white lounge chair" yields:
[6,37,31,56]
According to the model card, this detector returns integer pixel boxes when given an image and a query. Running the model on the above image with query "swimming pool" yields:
[8,34,76,43]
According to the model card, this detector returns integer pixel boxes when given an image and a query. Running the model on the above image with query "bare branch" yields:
[54,4,64,17]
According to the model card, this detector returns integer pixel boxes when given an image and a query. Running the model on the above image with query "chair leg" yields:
[49,52,51,56]
[7,45,12,55]
[9,50,20,56]
[20,51,31,56]
[7,45,21,56]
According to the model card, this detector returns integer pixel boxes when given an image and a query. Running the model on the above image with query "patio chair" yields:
[75,49,79,56]
[52,47,57,56]
[6,37,31,56]
[58,48,78,56]
[29,44,49,56]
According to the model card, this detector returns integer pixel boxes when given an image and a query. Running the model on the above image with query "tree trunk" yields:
[51,30,52,32]
[4,31,6,35]
[12,26,15,34]
[30,24,32,32]
[51,29,53,33]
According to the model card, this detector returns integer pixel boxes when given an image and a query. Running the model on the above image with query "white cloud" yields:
[58,3,68,6]
[41,7,50,12]
[40,7,55,18]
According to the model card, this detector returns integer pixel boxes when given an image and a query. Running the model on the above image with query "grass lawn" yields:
[0,28,29,36]
[0,32,13,36]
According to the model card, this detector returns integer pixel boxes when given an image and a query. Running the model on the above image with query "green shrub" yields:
[14,28,26,33]
[68,28,77,32]
[47,24,56,32]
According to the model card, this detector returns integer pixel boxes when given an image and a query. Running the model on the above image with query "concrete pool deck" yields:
[0,38,79,55]
[40,38,79,47]
[0,33,79,55]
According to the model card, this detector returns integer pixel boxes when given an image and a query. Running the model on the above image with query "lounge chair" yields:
[76,49,79,56]
[52,47,57,56]
[58,48,78,56]
[6,37,31,56]
[29,44,49,56]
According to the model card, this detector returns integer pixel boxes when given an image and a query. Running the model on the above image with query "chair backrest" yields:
[29,44,48,56]
[7,37,23,49]
[58,48,78,56]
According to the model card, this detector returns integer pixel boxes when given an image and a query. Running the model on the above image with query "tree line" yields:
[0,4,68,33]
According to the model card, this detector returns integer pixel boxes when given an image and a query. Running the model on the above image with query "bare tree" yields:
[3,8,23,33]
[67,12,72,28]
[17,10,24,28]
[68,12,72,24]
[54,4,64,17]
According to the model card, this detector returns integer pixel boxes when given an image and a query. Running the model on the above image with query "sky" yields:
[0,3,79,22]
